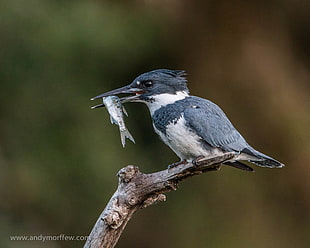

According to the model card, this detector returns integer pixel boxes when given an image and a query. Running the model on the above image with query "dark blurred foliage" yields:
[0,0,309,247]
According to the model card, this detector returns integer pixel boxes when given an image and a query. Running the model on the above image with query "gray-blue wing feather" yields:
[182,97,284,168]
[184,97,248,152]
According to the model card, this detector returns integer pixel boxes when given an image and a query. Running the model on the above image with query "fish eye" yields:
[143,81,153,87]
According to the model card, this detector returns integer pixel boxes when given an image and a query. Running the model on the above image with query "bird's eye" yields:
[143,81,153,87]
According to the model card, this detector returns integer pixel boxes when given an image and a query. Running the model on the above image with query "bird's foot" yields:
[193,155,222,171]
[192,155,206,166]
[168,160,187,169]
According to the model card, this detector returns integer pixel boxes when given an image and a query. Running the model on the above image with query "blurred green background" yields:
[1,0,310,247]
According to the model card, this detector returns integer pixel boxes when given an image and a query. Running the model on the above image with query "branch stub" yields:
[117,165,140,183]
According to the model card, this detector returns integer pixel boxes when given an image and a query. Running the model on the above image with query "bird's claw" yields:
[192,155,206,166]
[167,160,187,169]
[192,156,222,172]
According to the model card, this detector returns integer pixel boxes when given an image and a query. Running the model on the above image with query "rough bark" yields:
[84,153,235,248]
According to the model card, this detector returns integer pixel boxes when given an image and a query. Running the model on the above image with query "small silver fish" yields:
[101,96,135,147]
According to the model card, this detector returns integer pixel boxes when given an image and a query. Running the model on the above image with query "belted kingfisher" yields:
[91,69,285,171]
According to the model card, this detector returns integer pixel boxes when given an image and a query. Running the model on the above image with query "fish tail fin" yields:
[120,129,135,147]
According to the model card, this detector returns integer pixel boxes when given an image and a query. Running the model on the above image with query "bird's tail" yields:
[224,161,254,172]
[120,129,135,148]
[242,147,285,168]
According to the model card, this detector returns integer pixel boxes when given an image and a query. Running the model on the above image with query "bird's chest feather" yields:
[153,113,206,160]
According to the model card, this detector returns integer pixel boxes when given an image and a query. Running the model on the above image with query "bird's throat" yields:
[147,91,189,115]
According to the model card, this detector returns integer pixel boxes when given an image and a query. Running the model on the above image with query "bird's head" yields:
[91,69,189,105]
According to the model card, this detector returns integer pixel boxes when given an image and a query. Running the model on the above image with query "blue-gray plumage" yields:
[91,69,285,170]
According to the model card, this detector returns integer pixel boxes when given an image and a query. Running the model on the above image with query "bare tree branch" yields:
[84,153,235,248]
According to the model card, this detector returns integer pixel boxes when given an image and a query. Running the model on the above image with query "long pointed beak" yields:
[91,85,142,100]
[91,85,146,109]
[91,103,105,109]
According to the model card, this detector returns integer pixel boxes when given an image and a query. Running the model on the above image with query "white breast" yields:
[154,115,224,161]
